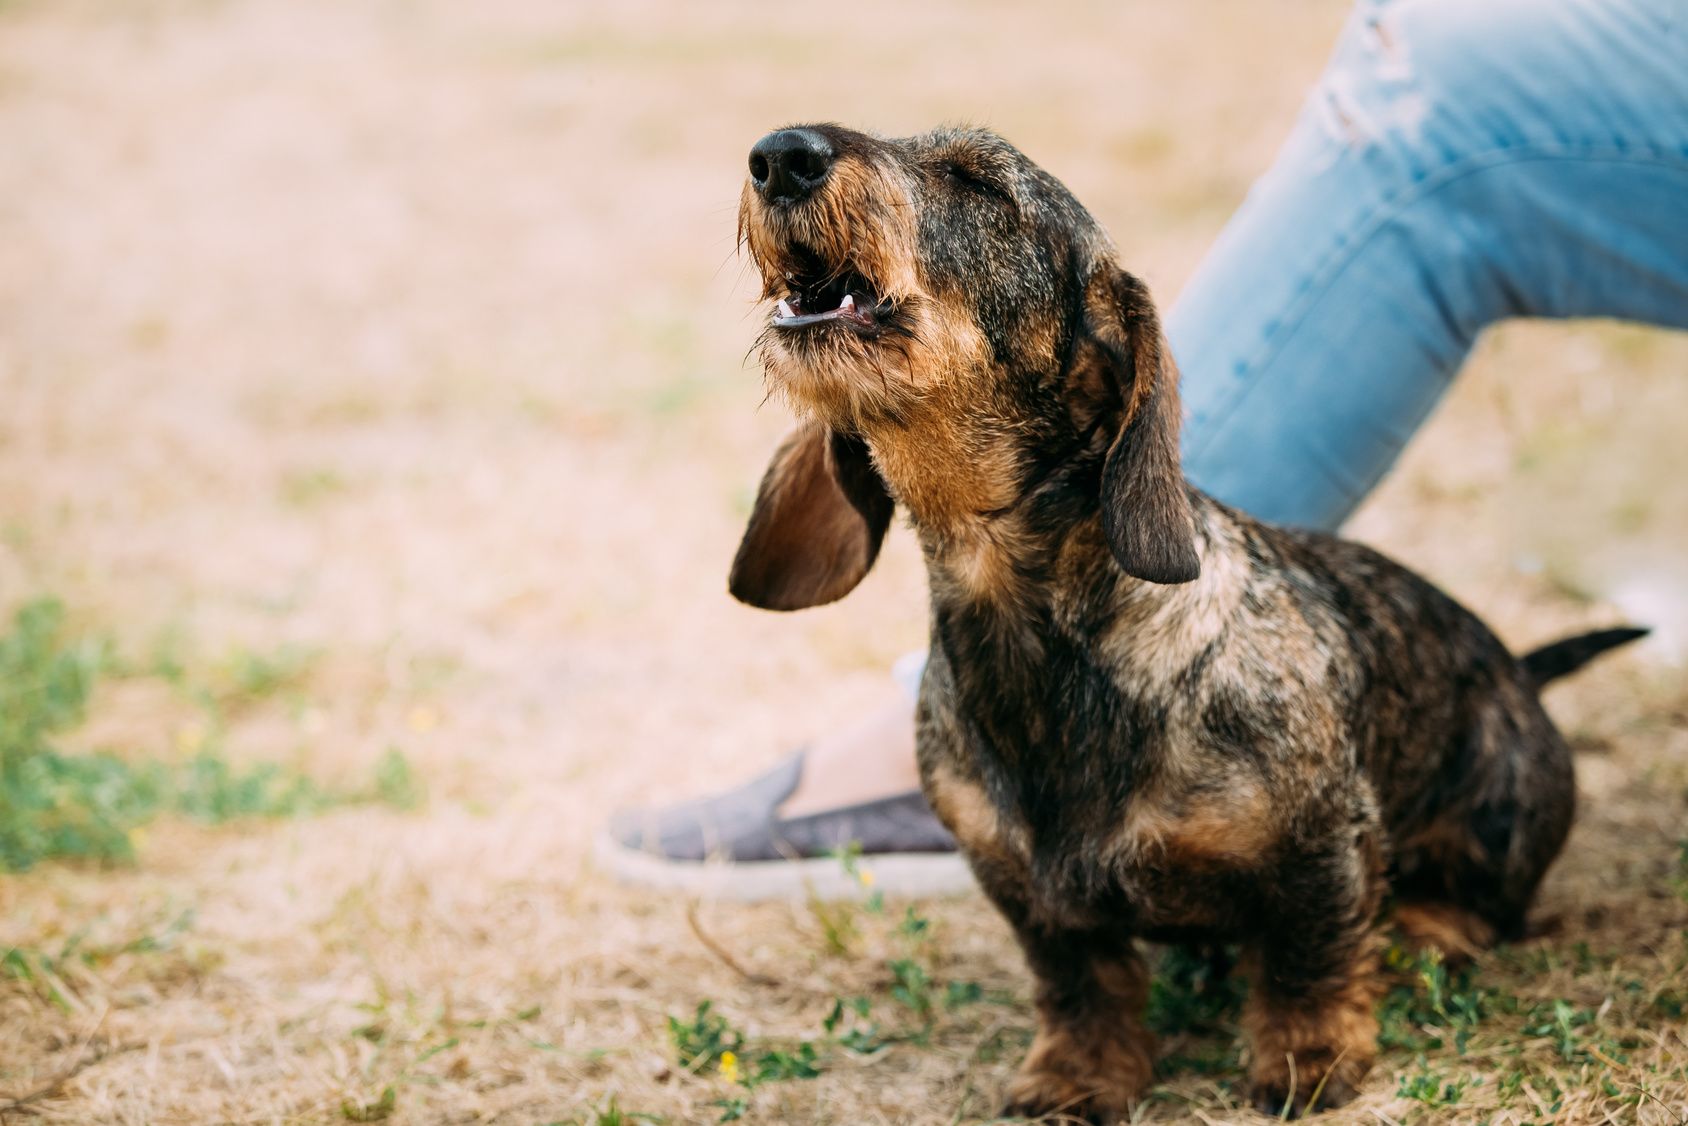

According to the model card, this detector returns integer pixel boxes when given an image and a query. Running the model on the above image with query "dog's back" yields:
[919,488,1605,942]
[1237,509,1578,937]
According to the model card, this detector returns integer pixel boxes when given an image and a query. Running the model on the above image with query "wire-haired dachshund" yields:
[725,122,1645,1120]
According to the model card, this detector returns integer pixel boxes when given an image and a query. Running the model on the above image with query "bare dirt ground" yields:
[1,1,1684,1122]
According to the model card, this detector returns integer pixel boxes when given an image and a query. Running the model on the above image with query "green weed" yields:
[564,1095,665,1125]
[1396,1065,1475,1107]
[822,995,884,1054]
[373,746,427,810]
[666,1001,744,1074]
[748,1042,821,1082]
[1521,998,1611,1064]
[1379,946,1490,1053]
[340,1085,397,1122]
[709,1095,749,1122]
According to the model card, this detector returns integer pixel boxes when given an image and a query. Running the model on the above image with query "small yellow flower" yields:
[858,867,876,889]
[719,1051,740,1084]
[406,705,440,733]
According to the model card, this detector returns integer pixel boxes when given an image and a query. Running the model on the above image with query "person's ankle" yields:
[776,693,919,817]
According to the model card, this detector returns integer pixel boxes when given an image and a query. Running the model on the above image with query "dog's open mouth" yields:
[771,249,889,333]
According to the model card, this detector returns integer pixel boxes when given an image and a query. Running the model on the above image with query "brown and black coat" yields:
[726,122,1643,1120]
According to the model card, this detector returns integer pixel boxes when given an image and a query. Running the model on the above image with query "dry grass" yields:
[0,0,1684,1122]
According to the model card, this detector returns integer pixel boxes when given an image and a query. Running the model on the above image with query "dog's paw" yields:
[1246,1058,1366,1119]
[999,1060,1147,1120]
[1001,1068,1139,1125]
[1001,1018,1152,1124]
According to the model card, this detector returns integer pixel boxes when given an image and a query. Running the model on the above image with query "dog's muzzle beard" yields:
[753,286,927,431]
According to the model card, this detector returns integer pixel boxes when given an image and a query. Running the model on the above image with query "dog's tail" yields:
[1521,627,1650,687]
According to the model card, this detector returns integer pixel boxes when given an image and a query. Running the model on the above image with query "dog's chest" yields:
[925,751,1274,933]
[921,580,1284,930]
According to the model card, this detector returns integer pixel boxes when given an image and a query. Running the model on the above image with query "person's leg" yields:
[776,689,919,817]
[1174,0,1688,526]
[602,0,1688,892]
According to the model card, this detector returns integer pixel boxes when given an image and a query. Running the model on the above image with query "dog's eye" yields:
[940,162,1013,205]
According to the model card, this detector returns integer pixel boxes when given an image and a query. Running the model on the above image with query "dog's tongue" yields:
[775,293,861,324]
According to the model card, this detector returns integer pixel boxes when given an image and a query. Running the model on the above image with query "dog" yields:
[725,123,1645,1120]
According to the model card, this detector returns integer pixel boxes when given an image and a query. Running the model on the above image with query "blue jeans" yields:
[1171,0,1688,531]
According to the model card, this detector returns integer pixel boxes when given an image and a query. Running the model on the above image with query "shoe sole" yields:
[592,831,977,902]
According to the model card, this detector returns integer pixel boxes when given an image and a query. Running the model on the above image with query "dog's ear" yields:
[729,421,895,611]
[1077,267,1200,584]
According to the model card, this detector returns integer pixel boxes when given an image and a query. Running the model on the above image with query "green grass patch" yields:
[668,855,1001,1122]
[0,597,421,872]
[2,904,215,1014]
[1379,946,1491,1054]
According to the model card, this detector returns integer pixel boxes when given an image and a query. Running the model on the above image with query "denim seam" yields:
[1183,143,1688,467]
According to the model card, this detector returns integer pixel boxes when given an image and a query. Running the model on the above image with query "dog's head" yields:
[730,124,1198,611]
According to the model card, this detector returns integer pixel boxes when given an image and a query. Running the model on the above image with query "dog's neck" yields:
[859,404,1117,615]
[858,390,1025,532]
[871,415,1241,671]
[843,357,1241,656]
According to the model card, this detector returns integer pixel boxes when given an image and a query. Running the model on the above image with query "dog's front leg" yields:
[1242,827,1385,1118]
[1000,924,1154,1126]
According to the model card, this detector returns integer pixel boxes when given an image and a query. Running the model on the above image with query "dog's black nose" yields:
[748,129,834,204]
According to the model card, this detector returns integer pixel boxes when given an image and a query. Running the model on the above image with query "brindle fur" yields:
[726,123,1643,1120]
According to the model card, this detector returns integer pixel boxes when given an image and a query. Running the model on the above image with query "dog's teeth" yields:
[839,293,855,311]
[776,298,796,319]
